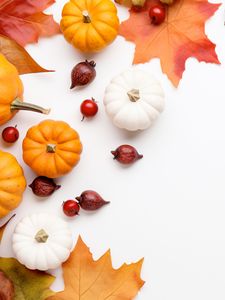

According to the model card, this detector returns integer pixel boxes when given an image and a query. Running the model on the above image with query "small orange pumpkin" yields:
[0,150,26,218]
[22,120,83,178]
[0,53,50,125]
[60,0,119,52]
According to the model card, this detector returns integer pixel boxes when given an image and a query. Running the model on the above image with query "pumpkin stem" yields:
[83,10,91,23]
[35,229,49,243]
[127,89,140,102]
[11,98,50,115]
[46,144,56,153]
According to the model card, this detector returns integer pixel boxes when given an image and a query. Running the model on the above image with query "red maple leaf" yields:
[0,0,60,46]
[119,0,221,86]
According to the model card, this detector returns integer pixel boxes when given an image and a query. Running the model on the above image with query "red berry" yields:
[63,200,80,217]
[2,126,19,143]
[149,4,166,25]
[80,98,98,119]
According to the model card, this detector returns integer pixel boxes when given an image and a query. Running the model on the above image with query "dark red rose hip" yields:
[111,144,143,165]
[76,190,109,211]
[70,60,96,89]
[29,176,61,197]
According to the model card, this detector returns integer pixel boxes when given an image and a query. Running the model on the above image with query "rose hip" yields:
[76,190,109,211]
[29,176,61,197]
[111,145,143,165]
[70,60,96,89]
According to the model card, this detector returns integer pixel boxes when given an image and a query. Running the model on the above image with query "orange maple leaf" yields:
[0,0,60,46]
[119,0,221,86]
[48,236,144,300]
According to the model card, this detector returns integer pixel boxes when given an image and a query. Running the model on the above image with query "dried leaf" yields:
[0,35,53,74]
[0,214,15,244]
[0,257,55,300]
[119,0,221,86]
[48,236,144,300]
[0,0,60,46]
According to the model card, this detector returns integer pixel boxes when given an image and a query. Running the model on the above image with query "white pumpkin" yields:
[103,69,165,131]
[12,213,73,271]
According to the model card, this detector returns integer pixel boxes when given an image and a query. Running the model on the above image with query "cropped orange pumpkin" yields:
[0,53,50,125]
[60,0,119,52]
[22,120,83,178]
[0,151,26,218]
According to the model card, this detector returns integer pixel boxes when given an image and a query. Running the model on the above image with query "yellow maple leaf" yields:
[48,236,144,300]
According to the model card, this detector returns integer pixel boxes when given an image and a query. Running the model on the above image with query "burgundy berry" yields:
[149,4,166,25]
[2,126,19,143]
[76,190,109,211]
[111,145,143,165]
[63,200,80,217]
[70,60,96,89]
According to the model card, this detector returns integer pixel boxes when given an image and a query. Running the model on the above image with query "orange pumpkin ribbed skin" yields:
[0,151,26,218]
[0,53,24,125]
[60,0,119,52]
[22,120,83,178]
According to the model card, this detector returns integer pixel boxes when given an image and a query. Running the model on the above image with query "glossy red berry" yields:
[149,4,166,25]
[2,126,19,143]
[80,98,98,119]
[63,200,80,217]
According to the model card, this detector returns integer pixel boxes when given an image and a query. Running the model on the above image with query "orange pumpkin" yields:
[22,120,83,178]
[0,53,50,125]
[60,0,119,52]
[0,151,26,218]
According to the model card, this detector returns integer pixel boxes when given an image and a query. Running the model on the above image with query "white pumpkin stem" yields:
[127,89,140,102]
[83,10,91,23]
[35,229,49,243]
[46,144,56,153]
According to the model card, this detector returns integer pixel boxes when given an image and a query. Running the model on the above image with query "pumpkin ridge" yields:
[70,0,84,12]
[136,102,156,121]
[28,152,50,171]
[56,131,79,144]
[33,126,48,143]
[58,142,82,153]
[139,103,160,121]
[23,149,45,163]
[23,137,45,147]
[91,0,112,12]
[93,20,118,40]
[140,95,164,112]
[0,194,21,210]
[0,175,23,182]
[90,22,108,43]
[0,206,10,218]
[55,151,78,168]
[46,243,66,262]
[38,123,55,141]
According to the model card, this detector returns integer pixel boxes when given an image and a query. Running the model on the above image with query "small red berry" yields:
[2,126,19,143]
[149,4,166,25]
[80,98,98,120]
[63,200,80,217]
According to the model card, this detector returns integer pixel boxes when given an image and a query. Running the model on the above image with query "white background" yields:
[0,0,225,299]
